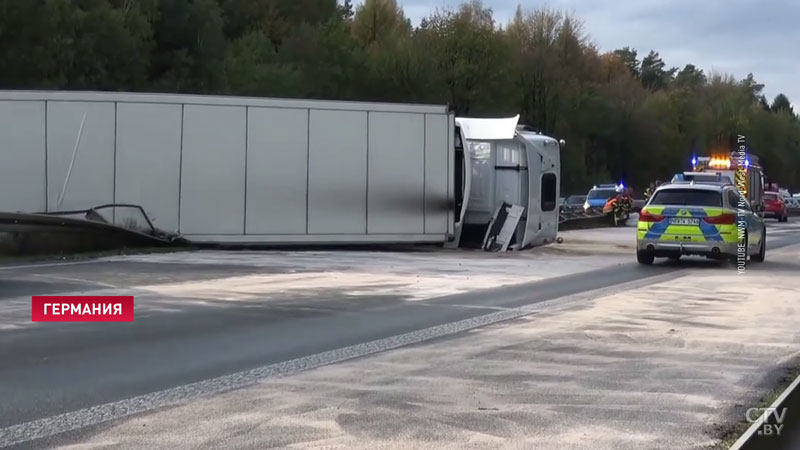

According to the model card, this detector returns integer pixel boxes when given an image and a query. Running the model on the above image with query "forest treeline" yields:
[1,0,798,192]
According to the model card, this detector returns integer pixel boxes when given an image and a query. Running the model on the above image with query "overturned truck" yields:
[0,91,561,249]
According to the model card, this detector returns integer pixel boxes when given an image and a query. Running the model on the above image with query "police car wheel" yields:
[751,229,766,263]
[636,249,654,265]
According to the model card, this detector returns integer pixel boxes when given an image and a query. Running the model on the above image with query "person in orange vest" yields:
[604,188,633,224]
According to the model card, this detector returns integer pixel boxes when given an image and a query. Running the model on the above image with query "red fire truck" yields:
[689,152,766,210]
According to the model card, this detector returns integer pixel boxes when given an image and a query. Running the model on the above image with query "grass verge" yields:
[712,364,800,449]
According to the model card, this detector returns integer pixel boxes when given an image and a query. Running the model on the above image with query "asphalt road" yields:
[1,224,799,448]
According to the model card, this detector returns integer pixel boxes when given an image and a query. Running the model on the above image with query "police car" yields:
[584,183,623,213]
[636,180,766,265]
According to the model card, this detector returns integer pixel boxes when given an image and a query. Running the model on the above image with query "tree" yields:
[674,64,706,90]
[337,0,355,21]
[150,0,227,92]
[0,0,153,89]
[771,94,794,115]
[280,18,365,99]
[221,0,339,48]
[352,0,411,47]
[223,30,302,96]
[758,95,770,111]
[640,50,674,91]
[71,0,154,89]
[612,47,639,78]
[740,72,765,103]
[507,7,586,133]
[416,1,510,115]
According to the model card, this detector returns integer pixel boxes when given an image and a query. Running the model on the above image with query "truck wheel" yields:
[637,249,654,265]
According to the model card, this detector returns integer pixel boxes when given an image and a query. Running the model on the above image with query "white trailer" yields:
[0,90,455,245]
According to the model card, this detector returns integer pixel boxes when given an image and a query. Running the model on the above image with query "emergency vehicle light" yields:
[708,157,731,169]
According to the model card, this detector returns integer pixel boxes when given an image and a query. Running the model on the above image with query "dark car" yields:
[560,195,587,214]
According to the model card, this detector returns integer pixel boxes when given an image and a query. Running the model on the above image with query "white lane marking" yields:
[28,274,119,289]
[0,259,105,271]
[769,242,800,254]
[429,304,516,311]
[0,270,687,448]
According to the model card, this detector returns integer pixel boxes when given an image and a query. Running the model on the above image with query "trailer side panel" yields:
[0,90,453,245]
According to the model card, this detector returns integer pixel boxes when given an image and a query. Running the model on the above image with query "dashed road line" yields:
[29,274,119,289]
[0,259,105,271]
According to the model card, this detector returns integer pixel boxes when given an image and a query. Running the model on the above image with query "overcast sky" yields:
[376,0,798,109]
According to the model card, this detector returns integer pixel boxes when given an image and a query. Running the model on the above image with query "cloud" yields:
[354,0,799,108]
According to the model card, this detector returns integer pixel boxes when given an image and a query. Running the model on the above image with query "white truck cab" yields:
[451,116,562,249]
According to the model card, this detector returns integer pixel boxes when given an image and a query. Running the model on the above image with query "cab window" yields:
[541,173,557,211]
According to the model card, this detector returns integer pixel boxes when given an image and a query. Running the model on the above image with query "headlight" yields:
[583,201,590,210]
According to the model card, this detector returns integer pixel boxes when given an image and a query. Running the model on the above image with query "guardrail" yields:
[558,208,617,230]
[558,200,644,231]
[0,204,187,255]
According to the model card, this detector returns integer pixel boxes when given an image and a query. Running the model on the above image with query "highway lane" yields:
[0,224,798,448]
[0,263,680,429]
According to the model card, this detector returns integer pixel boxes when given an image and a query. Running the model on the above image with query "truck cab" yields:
[452,116,562,249]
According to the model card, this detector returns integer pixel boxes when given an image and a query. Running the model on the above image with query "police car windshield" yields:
[588,189,616,199]
[650,189,722,207]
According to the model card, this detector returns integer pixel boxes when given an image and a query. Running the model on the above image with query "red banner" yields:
[32,296,134,322]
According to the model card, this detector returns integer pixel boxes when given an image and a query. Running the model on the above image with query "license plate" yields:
[670,217,699,226]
